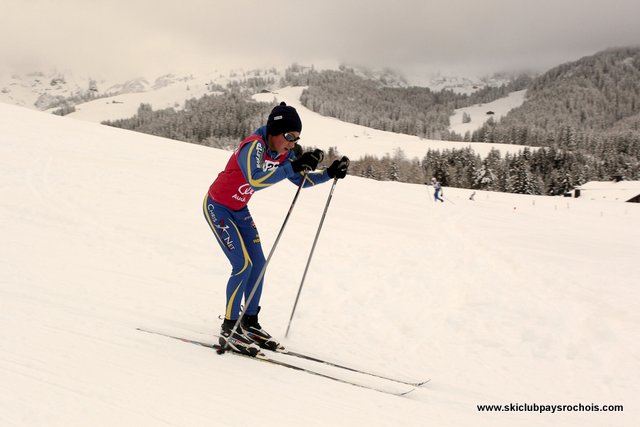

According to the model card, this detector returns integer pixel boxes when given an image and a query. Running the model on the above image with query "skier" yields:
[203,102,349,356]
[431,177,444,202]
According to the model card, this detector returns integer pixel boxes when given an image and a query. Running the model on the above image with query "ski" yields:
[137,328,414,396]
[274,348,430,387]
[216,345,414,397]
[138,328,428,387]
[208,332,430,387]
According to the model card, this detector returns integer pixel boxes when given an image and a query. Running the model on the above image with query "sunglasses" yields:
[283,132,300,143]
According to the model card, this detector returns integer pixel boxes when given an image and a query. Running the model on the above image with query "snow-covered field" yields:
[1,102,638,427]
[449,89,527,136]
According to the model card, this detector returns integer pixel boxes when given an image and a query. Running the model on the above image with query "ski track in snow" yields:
[1,102,638,426]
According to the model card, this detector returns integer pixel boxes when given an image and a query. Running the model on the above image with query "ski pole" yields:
[217,174,307,354]
[285,174,342,338]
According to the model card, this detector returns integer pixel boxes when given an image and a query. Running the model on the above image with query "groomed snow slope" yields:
[0,102,637,426]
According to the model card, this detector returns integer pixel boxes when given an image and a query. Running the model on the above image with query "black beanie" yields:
[266,102,302,136]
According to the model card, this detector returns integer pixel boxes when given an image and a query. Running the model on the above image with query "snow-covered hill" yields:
[1,102,637,426]
[60,68,283,123]
[0,69,101,109]
[0,69,188,110]
[403,70,517,95]
[2,66,533,159]
[254,86,530,159]
[58,81,529,160]
[0,68,281,112]
[449,89,527,136]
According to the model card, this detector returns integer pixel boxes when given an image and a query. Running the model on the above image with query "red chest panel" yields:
[208,135,287,210]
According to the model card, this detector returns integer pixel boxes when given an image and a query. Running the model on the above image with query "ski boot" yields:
[242,308,284,352]
[219,319,262,357]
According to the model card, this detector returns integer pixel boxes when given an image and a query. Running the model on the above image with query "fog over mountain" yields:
[2,0,639,82]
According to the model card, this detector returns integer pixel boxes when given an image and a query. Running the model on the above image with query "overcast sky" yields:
[2,0,639,81]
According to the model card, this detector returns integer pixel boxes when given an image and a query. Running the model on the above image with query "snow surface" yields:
[64,79,213,123]
[0,70,95,110]
[577,180,640,202]
[1,102,638,427]
[449,90,527,136]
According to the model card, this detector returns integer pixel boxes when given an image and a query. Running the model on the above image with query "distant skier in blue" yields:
[431,177,444,202]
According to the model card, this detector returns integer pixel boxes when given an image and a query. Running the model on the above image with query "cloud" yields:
[2,0,640,79]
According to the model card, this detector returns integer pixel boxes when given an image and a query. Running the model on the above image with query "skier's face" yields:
[270,132,300,155]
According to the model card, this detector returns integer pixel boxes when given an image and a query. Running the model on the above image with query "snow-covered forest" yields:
[96,49,640,195]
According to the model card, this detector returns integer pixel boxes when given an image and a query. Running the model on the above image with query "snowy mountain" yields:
[0,68,281,112]
[0,69,161,110]
[342,65,520,94]
[1,64,523,126]
[1,100,637,426]
[402,70,519,94]
[48,68,276,122]
[54,81,529,160]
[1,65,534,163]
[0,68,97,109]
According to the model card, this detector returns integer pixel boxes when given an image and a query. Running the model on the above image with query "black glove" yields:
[327,156,350,179]
[291,149,324,173]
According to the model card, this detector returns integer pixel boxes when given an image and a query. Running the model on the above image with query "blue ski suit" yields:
[433,181,444,202]
[203,126,330,320]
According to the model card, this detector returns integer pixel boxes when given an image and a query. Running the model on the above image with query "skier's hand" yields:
[327,156,350,179]
[292,149,324,173]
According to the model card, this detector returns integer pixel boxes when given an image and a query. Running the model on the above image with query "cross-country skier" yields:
[203,102,349,356]
[431,177,444,202]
